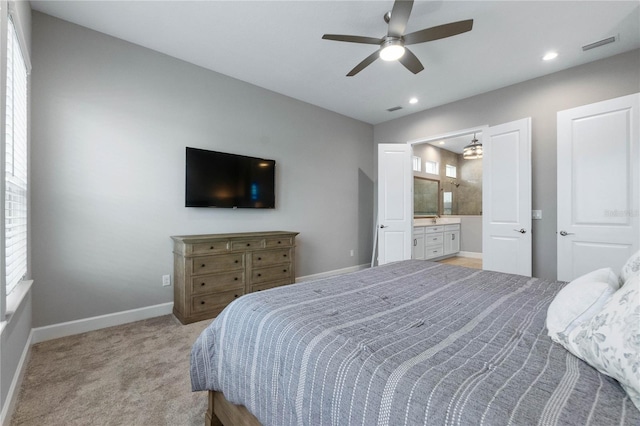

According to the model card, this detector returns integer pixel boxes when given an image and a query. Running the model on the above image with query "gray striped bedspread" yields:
[191,260,640,425]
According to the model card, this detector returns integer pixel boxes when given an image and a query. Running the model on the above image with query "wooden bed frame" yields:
[206,391,261,426]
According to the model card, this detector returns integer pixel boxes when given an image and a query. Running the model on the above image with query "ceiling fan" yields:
[322,0,473,76]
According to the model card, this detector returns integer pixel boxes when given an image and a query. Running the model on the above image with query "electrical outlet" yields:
[162,275,171,287]
[532,210,542,220]
[350,249,355,257]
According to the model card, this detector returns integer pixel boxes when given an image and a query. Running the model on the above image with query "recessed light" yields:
[409,97,418,104]
[543,51,558,61]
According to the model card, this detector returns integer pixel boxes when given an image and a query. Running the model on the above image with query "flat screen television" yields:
[185,147,275,208]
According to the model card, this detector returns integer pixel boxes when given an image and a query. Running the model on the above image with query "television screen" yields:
[185,147,275,208]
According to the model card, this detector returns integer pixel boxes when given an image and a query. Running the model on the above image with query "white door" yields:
[482,118,532,276]
[557,93,639,281]
[377,143,413,265]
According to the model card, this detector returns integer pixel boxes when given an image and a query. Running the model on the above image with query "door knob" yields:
[559,230,574,236]
[513,228,526,234]
[380,225,388,229]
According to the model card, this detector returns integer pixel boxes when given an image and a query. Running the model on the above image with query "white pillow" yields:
[566,274,640,410]
[619,249,640,286]
[546,267,620,344]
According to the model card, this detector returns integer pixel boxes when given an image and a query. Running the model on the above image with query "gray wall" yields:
[1,296,32,414]
[459,216,482,254]
[31,12,374,327]
[374,49,640,279]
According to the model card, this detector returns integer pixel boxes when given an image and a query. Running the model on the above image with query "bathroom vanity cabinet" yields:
[412,223,460,260]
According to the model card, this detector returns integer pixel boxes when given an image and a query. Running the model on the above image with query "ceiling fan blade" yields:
[398,48,424,74]
[404,19,473,45]
[387,0,414,38]
[322,34,382,45]
[347,50,380,76]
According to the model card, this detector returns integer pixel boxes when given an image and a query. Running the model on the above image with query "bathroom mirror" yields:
[413,177,440,217]
[412,132,483,216]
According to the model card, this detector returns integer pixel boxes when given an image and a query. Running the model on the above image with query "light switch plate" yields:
[532,210,542,220]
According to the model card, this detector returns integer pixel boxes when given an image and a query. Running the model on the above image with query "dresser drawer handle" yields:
[278,241,281,244]
[234,277,238,281]
[201,282,205,286]
[283,269,287,273]
[200,301,205,305]
[283,254,287,258]
[246,243,251,247]
[210,246,214,249]
[258,273,262,277]
[234,294,239,298]
[235,260,239,264]
[258,257,262,260]
[201,264,206,267]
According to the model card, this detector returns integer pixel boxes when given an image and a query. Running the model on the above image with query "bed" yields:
[191,260,640,425]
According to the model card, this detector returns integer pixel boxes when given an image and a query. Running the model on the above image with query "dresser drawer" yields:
[191,271,244,295]
[444,224,461,231]
[425,233,444,246]
[252,248,292,266]
[230,239,264,251]
[191,290,242,314]
[251,264,293,285]
[192,253,244,275]
[191,240,229,255]
[252,280,292,292]
[265,236,293,248]
[425,246,444,258]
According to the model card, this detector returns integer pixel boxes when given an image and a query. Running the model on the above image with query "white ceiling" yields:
[426,131,482,154]
[30,1,640,125]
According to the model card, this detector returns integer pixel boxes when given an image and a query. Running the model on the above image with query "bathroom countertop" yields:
[414,217,462,226]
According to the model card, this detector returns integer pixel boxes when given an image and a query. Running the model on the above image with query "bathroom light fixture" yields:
[463,133,482,159]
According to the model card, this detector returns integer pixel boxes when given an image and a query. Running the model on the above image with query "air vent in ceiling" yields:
[582,36,617,51]
[387,106,403,112]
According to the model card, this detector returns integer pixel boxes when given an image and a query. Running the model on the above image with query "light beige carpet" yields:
[10,315,211,426]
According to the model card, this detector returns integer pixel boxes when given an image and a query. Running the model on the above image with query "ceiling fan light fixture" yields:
[380,38,405,61]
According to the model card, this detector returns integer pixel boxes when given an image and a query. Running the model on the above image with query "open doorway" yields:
[410,126,486,260]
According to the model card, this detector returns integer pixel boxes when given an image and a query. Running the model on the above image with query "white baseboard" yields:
[0,329,33,426]
[296,263,369,283]
[31,302,173,344]
[458,251,483,259]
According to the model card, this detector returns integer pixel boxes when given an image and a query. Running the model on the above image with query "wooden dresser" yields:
[171,231,298,324]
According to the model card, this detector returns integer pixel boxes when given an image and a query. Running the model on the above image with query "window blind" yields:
[5,18,28,295]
